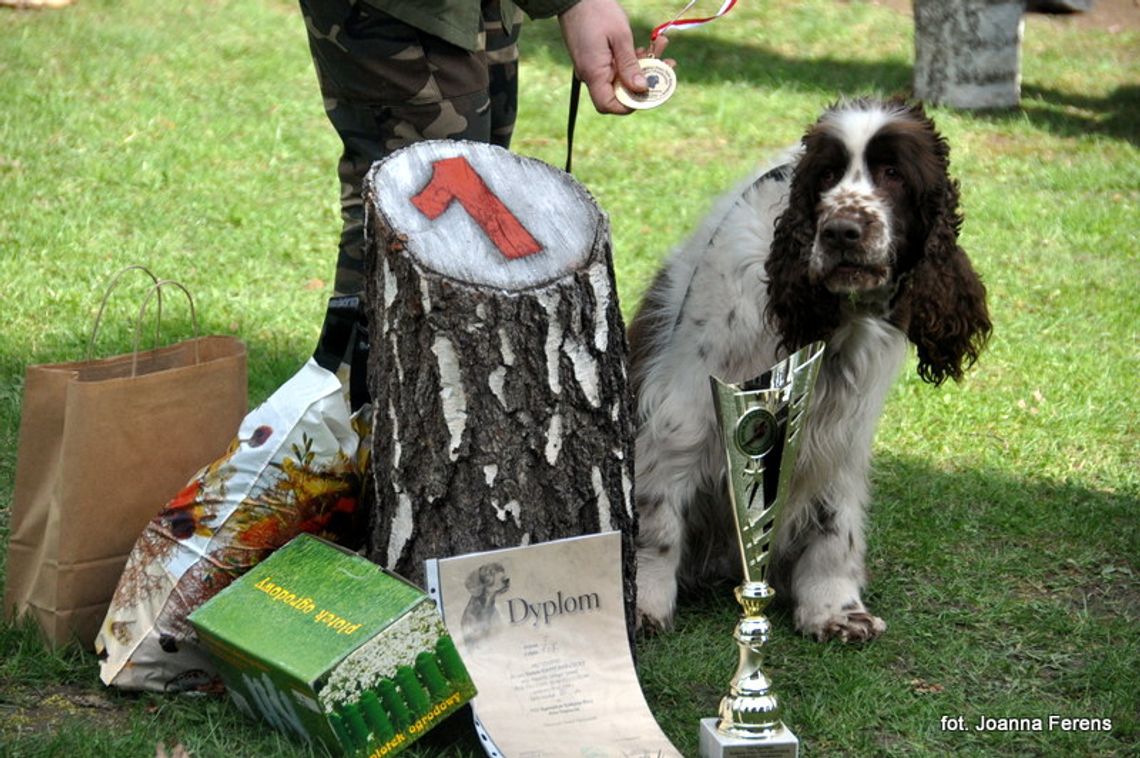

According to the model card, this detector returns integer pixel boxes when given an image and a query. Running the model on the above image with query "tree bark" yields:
[363,140,637,635]
[914,0,1027,109]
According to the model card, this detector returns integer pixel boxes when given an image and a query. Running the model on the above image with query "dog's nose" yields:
[821,217,863,249]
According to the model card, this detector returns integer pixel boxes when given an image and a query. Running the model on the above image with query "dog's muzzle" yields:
[811,197,893,293]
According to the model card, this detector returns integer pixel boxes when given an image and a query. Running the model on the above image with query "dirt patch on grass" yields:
[0,684,131,741]
[1015,561,1140,621]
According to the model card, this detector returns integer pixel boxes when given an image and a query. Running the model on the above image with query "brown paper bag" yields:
[3,272,247,648]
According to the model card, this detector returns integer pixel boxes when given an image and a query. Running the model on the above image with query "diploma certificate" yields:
[425,532,681,757]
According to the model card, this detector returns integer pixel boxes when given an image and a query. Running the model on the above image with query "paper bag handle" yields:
[88,265,164,361]
[132,279,202,377]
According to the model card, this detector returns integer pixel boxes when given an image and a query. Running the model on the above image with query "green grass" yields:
[1,0,1137,755]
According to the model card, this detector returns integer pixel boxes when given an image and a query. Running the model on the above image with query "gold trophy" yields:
[699,342,826,758]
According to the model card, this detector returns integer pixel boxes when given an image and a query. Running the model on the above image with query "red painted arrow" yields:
[411,156,543,260]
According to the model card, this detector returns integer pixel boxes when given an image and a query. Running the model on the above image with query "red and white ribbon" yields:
[650,0,738,41]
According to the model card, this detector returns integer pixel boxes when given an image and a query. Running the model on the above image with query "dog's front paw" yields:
[635,544,681,632]
[635,610,669,636]
[818,610,886,643]
[635,584,677,633]
[796,604,886,643]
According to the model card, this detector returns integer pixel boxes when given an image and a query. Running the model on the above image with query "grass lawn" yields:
[1,0,1136,756]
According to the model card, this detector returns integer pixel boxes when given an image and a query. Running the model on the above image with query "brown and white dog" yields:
[629,99,991,642]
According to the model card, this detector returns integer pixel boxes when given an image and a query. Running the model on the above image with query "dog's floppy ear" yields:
[766,129,842,351]
[767,202,833,351]
[465,568,486,595]
[898,177,991,385]
[883,105,990,385]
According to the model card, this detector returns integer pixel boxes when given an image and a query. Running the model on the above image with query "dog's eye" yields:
[819,169,839,190]
[876,165,902,184]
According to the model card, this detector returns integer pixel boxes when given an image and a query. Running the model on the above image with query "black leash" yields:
[565,73,582,174]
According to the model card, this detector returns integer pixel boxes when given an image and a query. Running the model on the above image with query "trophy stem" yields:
[716,581,783,738]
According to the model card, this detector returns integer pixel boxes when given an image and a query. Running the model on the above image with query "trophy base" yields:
[699,717,799,758]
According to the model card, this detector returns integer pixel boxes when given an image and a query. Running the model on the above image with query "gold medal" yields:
[615,58,677,110]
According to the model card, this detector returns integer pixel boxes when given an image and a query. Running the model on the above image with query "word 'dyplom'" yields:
[508,590,600,627]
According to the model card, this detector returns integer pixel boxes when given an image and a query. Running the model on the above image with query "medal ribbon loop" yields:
[651,0,738,41]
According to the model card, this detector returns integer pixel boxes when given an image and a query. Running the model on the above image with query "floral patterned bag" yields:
[95,296,371,692]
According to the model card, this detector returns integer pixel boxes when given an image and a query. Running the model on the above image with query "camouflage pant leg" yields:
[484,4,522,148]
[299,0,521,296]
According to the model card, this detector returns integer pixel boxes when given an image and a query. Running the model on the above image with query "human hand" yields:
[558,0,672,114]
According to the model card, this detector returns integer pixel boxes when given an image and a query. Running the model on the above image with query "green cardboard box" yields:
[189,534,476,757]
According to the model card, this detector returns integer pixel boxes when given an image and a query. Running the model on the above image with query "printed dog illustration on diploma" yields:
[461,562,511,649]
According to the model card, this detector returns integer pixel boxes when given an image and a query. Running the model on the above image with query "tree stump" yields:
[914,0,1026,109]
[363,140,637,634]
